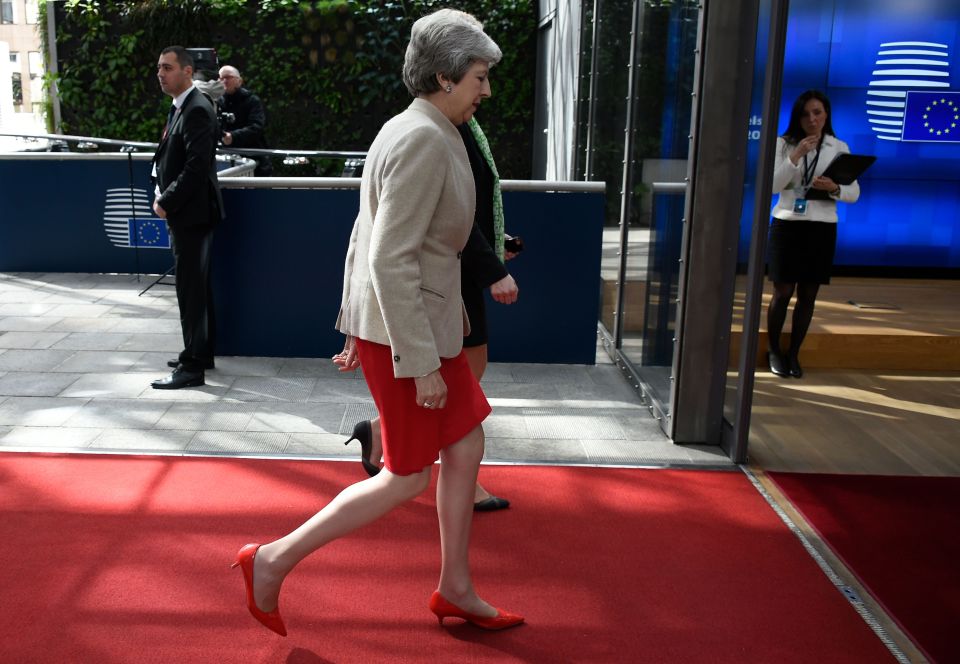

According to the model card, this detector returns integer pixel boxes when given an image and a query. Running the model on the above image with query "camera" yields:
[217,110,236,144]
[218,110,236,128]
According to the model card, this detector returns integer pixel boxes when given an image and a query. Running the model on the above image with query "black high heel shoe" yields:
[344,420,380,477]
[767,351,789,378]
[787,354,803,378]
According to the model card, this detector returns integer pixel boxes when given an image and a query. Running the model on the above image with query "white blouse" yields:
[771,135,860,223]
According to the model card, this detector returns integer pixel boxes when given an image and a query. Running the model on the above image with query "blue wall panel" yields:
[210,188,356,360]
[485,191,604,364]
[0,159,174,274]
[0,157,603,364]
[212,188,603,364]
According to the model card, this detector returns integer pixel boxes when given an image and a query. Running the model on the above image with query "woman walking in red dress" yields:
[232,8,523,636]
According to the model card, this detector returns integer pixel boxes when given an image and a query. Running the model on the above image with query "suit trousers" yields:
[169,224,216,371]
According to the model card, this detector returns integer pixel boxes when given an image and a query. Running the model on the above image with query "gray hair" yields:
[219,65,242,80]
[402,9,502,97]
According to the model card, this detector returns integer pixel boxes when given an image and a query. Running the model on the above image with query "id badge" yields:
[793,198,808,214]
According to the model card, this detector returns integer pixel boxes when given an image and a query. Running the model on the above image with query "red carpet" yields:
[770,472,960,664]
[0,453,894,664]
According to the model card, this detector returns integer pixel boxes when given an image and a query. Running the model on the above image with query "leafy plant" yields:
[49,0,536,178]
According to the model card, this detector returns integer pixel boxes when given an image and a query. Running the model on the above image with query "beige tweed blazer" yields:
[336,98,475,378]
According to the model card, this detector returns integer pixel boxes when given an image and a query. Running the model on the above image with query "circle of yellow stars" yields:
[138,220,162,246]
[922,99,958,136]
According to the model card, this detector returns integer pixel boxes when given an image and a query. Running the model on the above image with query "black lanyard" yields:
[801,138,823,187]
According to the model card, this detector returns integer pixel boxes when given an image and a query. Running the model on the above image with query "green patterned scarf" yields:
[467,117,505,262]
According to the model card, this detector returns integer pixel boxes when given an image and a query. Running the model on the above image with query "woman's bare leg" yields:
[463,344,488,381]
[463,345,495,503]
[435,425,497,616]
[369,415,383,468]
[252,468,431,611]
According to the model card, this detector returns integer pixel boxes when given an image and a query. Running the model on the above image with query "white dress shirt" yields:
[771,134,861,223]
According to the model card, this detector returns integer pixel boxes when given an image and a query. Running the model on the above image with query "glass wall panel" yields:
[574,1,595,183]
[581,1,702,425]
[587,0,636,337]
[619,1,699,413]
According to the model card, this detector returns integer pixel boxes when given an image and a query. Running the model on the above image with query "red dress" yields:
[355,339,491,476]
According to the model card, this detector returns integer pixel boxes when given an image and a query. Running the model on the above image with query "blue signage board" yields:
[742,0,960,269]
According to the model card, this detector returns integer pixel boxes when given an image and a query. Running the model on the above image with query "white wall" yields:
[0,0,44,111]
[0,39,46,149]
[0,41,14,130]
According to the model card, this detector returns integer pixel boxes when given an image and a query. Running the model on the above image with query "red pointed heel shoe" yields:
[231,543,287,637]
[429,591,524,630]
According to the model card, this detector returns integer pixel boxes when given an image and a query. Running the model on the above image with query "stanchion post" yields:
[121,145,142,282]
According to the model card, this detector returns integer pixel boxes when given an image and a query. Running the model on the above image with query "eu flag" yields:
[127,218,171,249]
[901,91,960,143]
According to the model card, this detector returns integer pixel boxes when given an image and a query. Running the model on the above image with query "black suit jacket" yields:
[153,87,224,228]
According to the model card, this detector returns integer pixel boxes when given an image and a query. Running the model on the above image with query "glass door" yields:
[586,0,702,427]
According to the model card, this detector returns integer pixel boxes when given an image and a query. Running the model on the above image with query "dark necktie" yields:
[162,104,177,140]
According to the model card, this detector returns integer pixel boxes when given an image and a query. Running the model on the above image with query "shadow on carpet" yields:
[0,453,896,663]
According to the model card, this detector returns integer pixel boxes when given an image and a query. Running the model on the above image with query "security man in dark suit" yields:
[151,46,224,390]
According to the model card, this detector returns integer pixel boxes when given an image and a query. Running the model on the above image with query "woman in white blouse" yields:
[767,90,860,378]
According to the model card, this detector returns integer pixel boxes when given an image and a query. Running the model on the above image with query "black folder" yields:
[805,153,875,199]
[821,153,876,184]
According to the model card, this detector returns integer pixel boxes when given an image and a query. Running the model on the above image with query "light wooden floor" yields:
[739,369,960,476]
[730,277,960,370]
[728,278,960,476]
[731,276,960,336]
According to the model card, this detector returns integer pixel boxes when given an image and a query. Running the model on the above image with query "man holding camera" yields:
[217,65,273,176]
[151,46,224,389]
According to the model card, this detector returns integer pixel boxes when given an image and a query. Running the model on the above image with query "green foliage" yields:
[582,0,698,226]
[51,0,537,177]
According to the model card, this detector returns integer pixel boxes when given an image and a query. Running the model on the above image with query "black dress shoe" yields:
[787,354,803,378]
[474,495,510,512]
[152,368,205,390]
[343,420,380,477]
[167,358,215,370]
[767,351,789,378]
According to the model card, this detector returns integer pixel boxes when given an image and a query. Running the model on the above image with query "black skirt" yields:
[461,279,488,348]
[767,218,837,285]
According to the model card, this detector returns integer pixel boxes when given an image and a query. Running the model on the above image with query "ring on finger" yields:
[423,401,434,408]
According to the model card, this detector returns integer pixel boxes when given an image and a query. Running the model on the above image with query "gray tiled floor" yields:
[0,272,731,467]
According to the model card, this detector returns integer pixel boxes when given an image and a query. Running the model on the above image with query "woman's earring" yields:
[445,85,452,93]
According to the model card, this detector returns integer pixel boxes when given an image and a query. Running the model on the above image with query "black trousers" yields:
[169,223,216,372]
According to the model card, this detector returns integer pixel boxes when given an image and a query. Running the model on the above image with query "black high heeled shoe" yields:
[787,354,803,378]
[344,420,380,477]
[474,495,510,512]
[767,351,789,378]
